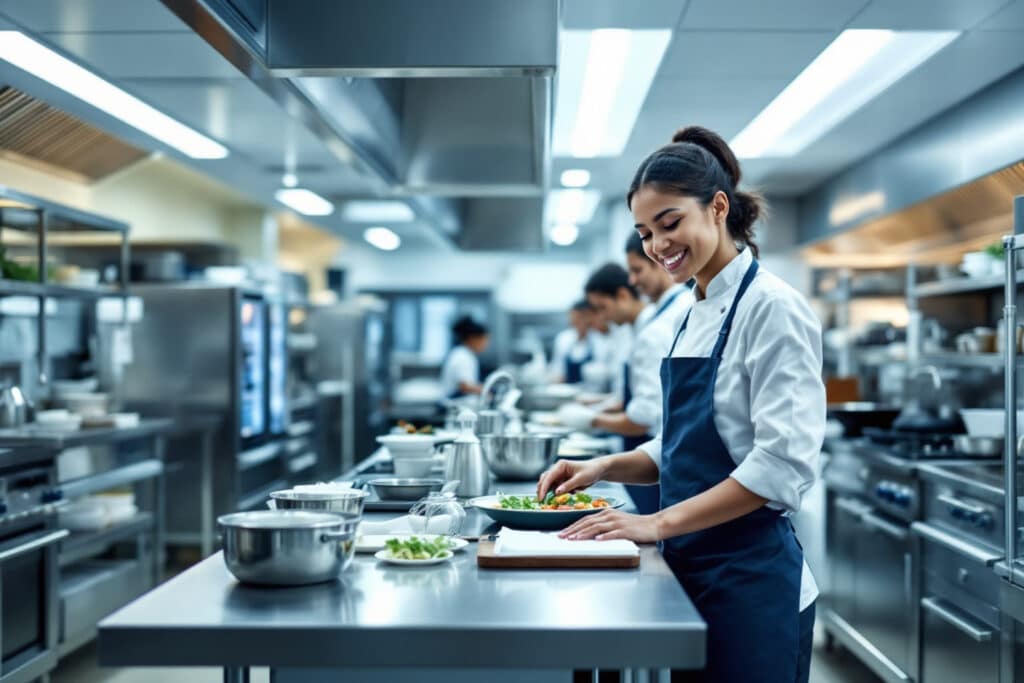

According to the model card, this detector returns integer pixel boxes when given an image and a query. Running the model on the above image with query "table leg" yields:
[201,431,214,557]
[223,666,249,683]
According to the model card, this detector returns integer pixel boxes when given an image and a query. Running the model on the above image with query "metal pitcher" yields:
[444,409,490,498]
[0,384,29,428]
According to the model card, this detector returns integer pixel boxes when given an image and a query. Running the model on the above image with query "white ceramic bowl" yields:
[376,434,436,458]
[960,409,1024,438]
[393,457,434,478]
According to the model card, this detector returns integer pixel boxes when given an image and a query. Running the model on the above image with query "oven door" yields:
[0,520,68,683]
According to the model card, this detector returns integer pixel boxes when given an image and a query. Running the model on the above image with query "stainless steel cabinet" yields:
[921,596,998,683]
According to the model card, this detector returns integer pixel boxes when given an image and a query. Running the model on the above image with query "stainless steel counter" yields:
[97,477,706,674]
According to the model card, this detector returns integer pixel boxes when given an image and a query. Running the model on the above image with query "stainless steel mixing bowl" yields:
[218,510,359,586]
[366,477,445,501]
[479,433,564,480]
[269,488,369,516]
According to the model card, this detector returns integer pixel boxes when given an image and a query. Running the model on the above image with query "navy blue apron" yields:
[659,260,805,682]
[564,337,593,384]
[623,288,684,514]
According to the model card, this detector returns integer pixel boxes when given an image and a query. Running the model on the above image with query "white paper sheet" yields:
[494,527,639,557]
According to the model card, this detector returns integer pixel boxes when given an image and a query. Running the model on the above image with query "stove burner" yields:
[863,428,958,458]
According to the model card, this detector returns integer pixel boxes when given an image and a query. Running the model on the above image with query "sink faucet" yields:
[479,370,515,411]
[910,365,942,392]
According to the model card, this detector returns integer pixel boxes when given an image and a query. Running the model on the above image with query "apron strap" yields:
[711,259,759,360]
[666,308,692,356]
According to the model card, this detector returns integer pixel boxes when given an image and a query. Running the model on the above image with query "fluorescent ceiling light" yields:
[560,169,591,188]
[553,29,672,158]
[364,226,401,251]
[828,190,886,226]
[544,189,601,227]
[550,224,579,247]
[0,31,228,159]
[732,29,959,158]
[275,189,334,216]
[342,200,415,223]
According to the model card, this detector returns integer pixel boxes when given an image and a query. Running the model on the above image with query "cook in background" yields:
[539,126,823,683]
[626,231,694,334]
[557,263,674,514]
[440,316,490,399]
[549,299,608,384]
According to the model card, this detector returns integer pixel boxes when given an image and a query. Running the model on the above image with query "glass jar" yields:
[409,491,465,536]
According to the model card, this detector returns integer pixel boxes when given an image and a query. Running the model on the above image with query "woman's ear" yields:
[712,190,730,225]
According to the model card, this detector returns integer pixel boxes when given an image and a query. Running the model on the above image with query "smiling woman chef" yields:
[538,126,824,683]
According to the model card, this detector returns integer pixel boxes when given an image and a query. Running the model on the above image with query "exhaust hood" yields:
[161,0,557,251]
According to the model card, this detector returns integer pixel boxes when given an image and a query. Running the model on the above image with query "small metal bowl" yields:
[952,434,1004,457]
[269,488,369,516]
[366,477,444,501]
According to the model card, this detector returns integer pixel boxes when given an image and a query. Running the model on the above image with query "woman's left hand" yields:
[559,509,661,543]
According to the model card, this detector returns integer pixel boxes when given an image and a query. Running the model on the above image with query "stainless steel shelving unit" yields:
[911,270,1024,299]
[0,184,130,385]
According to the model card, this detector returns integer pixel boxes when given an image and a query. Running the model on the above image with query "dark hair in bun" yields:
[627,125,764,258]
[452,315,487,343]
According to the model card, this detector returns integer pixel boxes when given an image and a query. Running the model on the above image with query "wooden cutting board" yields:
[476,539,640,569]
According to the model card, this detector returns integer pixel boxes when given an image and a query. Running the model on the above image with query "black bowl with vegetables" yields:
[469,491,622,531]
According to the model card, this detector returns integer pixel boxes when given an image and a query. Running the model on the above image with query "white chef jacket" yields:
[635,283,694,334]
[440,345,479,397]
[550,328,605,377]
[624,314,675,431]
[638,248,824,611]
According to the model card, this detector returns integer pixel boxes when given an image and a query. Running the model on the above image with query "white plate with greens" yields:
[356,535,467,554]
[372,536,458,565]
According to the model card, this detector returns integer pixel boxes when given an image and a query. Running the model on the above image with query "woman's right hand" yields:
[537,458,607,501]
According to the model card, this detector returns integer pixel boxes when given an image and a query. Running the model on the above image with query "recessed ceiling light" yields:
[275,189,334,216]
[544,189,601,227]
[731,30,960,158]
[364,226,401,251]
[0,31,228,159]
[281,173,298,188]
[342,200,415,223]
[560,169,591,188]
[553,29,672,159]
[550,224,579,247]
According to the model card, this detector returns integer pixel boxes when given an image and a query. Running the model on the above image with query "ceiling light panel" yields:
[275,189,334,216]
[342,200,416,223]
[550,223,579,247]
[0,31,228,159]
[553,29,672,159]
[544,189,601,226]
[560,169,591,188]
[364,226,401,251]
[731,29,960,158]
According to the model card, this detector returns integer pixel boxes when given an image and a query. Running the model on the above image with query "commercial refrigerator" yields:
[308,298,390,470]
[119,284,291,549]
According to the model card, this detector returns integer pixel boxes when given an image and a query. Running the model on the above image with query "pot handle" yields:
[320,530,355,543]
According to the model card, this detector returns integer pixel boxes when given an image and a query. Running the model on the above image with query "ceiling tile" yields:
[562,0,688,28]
[43,32,243,80]
[0,0,187,33]
[680,0,868,30]
[660,31,834,79]
[977,0,1024,29]
[848,0,1011,30]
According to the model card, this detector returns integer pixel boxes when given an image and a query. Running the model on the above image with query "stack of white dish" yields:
[60,492,138,531]
[34,409,82,431]
[377,434,437,477]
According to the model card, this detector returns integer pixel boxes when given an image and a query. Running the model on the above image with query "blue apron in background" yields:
[659,260,806,682]
[563,338,593,385]
[622,288,684,515]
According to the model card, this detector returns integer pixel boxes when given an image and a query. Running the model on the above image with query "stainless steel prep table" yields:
[97,479,706,680]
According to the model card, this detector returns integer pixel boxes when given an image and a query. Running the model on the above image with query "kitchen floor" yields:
[54,629,881,683]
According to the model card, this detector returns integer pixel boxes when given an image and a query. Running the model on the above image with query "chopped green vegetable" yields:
[496,491,608,510]
[384,536,453,560]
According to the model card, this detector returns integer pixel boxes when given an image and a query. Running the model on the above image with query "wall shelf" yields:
[912,271,1022,298]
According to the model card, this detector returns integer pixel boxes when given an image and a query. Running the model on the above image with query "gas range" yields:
[915,461,1007,556]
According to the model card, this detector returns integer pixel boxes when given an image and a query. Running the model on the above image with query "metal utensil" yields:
[475,410,506,436]
[445,439,490,498]
[366,477,444,501]
[269,488,369,516]
[478,433,564,480]
[0,383,29,428]
[952,435,1004,457]
[218,510,359,586]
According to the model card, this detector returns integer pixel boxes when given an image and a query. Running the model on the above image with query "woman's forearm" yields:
[596,450,660,485]
[591,412,652,436]
[654,477,768,539]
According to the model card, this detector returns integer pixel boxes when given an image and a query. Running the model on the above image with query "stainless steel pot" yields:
[479,433,564,480]
[269,488,369,516]
[218,510,358,586]
[366,477,444,501]
[0,384,29,428]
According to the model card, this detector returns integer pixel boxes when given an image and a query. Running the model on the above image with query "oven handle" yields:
[834,496,871,519]
[0,528,69,563]
[921,596,994,643]
[911,521,1004,566]
[860,510,908,541]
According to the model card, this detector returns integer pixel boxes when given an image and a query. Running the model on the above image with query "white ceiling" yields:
[557,0,1024,202]
[0,0,1022,254]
